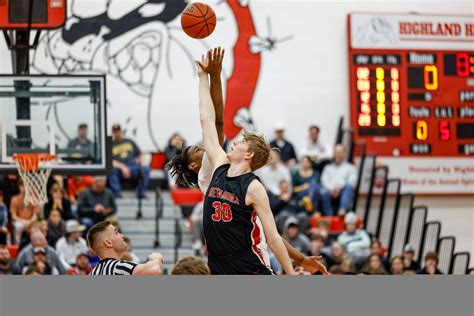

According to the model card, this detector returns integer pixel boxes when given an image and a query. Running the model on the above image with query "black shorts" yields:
[208,251,274,275]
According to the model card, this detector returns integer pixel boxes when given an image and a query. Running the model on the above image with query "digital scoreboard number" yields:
[348,13,474,194]
[352,51,474,156]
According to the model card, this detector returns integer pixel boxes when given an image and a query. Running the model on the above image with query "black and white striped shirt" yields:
[89,258,138,275]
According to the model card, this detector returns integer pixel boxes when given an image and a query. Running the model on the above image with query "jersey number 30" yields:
[211,201,233,222]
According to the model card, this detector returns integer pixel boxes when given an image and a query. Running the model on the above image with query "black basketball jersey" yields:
[203,164,268,265]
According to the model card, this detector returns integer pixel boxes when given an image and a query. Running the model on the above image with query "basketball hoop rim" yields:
[12,153,56,172]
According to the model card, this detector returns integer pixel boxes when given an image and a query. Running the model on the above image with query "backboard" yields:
[0,75,110,175]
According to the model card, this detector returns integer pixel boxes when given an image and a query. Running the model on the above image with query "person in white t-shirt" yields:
[55,220,89,269]
[299,125,333,173]
[255,149,292,196]
[320,144,357,215]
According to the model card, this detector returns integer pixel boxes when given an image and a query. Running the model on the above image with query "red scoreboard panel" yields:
[348,13,474,194]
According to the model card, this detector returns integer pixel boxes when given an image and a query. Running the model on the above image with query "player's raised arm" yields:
[196,53,227,170]
[246,180,296,275]
[208,47,226,146]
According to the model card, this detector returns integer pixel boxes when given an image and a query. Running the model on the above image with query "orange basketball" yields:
[181,2,217,39]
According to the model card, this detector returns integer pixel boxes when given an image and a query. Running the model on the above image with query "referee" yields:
[87,221,163,275]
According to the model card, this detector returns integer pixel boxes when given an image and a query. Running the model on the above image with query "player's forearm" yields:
[210,73,225,145]
[282,238,306,264]
[268,236,294,275]
[199,75,216,123]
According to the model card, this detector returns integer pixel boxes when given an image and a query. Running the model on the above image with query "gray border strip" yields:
[0,277,473,316]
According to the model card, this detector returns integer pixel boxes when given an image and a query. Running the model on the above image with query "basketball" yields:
[181,2,217,39]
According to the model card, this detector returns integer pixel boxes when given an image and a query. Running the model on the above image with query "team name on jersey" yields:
[208,187,240,205]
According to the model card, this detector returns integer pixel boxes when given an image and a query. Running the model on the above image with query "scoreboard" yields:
[348,13,474,194]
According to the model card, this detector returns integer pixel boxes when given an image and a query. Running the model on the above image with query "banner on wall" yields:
[350,13,474,50]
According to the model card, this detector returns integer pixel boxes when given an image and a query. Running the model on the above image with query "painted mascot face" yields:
[31,0,260,150]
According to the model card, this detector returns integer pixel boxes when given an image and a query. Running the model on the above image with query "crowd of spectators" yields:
[0,121,448,276]
[178,122,447,276]
[0,123,150,275]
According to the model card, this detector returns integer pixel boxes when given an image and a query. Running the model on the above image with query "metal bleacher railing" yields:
[437,236,455,275]
[451,252,470,275]
[338,117,472,274]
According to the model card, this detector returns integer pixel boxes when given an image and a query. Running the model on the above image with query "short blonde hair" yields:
[243,130,271,171]
[171,256,210,275]
[49,183,66,196]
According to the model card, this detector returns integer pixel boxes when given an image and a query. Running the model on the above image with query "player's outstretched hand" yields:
[299,256,331,275]
[196,53,209,77]
[207,47,225,76]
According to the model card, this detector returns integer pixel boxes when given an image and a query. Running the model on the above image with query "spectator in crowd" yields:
[67,123,93,159]
[417,252,444,275]
[25,247,60,275]
[40,219,49,234]
[109,123,150,199]
[403,244,421,273]
[337,212,371,265]
[291,156,320,214]
[269,122,297,167]
[0,174,19,210]
[18,219,50,251]
[283,217,311,255]
[16,231,66,274]
[309,218,330,242]
[10,179,40,243]
[299,125,333,172]
[123,237,140,263]
[273,180,308,234]
[362,254,389,275]
[359,238,390,272]
[44,183,74,221]
[47,209,66,248]
[340,259,356,274]
[329,241,351,268]
[55,220,89,269]
[189,203,204,255]
[18,221,38,250]
[66,253,93,275]
[171,256,210,275]
[78,176,117,229]
[67,176,94,212]
[0,191,9,244]
[24,266,42,275]
[390,255,405,275]
[320,144,357,215]
[0,245,22,275]
[165,133,186,163]
[309,233,332,268]
[256,149,292,197]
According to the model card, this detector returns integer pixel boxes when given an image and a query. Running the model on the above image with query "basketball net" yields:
[12,154,56,206]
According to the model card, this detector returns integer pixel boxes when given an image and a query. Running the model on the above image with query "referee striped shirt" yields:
[89,258,138,275]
